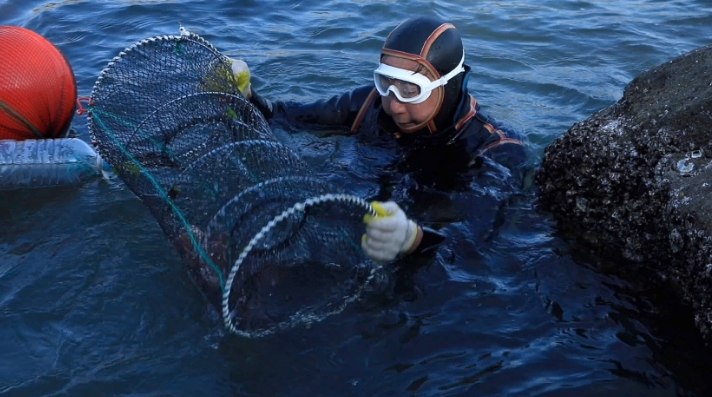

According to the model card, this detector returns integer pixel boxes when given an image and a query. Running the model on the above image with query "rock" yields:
[535,43,712,342]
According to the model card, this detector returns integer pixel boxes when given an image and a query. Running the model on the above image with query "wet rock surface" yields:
[536,43,712,342]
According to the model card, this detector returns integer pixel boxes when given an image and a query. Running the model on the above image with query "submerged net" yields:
[87,28,380,337]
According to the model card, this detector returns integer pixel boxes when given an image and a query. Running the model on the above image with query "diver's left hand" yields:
[362,201,421,262]
[228,58,252,98]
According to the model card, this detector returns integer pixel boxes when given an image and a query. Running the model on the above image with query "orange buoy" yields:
[0,26,76,140]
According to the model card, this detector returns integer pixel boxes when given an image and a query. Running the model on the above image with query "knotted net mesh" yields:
[87,28,380,337]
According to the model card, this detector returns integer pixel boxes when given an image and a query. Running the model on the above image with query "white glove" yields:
[228,58,252,98]
[362,201,420,262]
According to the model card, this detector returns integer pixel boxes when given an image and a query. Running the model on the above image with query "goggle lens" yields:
[373,51,466,104]
[375,74,422,99]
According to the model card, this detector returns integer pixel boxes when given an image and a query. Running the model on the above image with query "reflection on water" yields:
[2,0,712,396]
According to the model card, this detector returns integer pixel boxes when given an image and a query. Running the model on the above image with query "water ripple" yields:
[3,0,712,396]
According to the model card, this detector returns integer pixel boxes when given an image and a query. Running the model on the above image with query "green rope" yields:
[91,107,226,290]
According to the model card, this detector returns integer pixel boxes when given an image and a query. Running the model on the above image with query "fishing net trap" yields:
[87,27,381,337]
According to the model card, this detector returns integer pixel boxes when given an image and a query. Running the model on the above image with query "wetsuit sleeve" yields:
[250,85,375,133]
[456,103,528,177]
[471,118,529,180]
[249,91,274,119]
[411,226,446,255]
[481,137,528,173]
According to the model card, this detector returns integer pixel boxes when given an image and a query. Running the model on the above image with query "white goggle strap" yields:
[421,51,466,92]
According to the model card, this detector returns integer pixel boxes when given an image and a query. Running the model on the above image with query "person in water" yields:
[230,16,528,263]
[0,25,77,140]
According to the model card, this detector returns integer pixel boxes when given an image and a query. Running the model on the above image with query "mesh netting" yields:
[87,28,380,337]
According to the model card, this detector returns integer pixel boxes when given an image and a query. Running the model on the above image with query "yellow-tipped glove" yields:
[228,58,252,98]
[362,201,421,262]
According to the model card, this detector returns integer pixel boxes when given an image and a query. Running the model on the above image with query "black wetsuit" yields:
[250,72,527,255]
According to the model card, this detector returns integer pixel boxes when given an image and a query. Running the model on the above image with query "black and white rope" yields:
[221,193,377,337]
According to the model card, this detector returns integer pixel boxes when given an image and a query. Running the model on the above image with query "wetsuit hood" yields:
[381,16,465,135]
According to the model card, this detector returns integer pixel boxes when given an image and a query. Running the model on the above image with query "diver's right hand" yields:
[228,58,252,98]
[228,58,274,119]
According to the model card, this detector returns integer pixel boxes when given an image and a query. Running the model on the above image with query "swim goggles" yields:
[373,52,465,104]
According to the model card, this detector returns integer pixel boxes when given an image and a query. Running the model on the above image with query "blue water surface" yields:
[2,1,712,396]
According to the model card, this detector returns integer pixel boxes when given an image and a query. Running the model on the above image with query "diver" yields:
[230,16,528,263]
[0,25,77,140]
